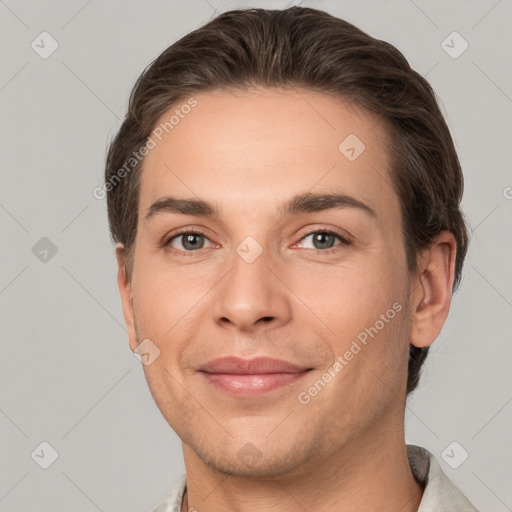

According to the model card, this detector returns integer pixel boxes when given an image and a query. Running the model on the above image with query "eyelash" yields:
[162,227,352,256]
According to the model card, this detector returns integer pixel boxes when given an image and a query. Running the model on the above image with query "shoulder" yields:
[408,445,481,512]
[151,473,187,512]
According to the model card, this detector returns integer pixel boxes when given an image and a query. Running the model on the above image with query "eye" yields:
[298,230,351,251]
[162,228,350,255]
[164,230,213,252]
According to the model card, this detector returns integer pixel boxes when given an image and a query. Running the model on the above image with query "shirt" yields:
[152,445,480,512]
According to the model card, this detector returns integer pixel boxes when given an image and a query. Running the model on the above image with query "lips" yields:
[198,356,312,397]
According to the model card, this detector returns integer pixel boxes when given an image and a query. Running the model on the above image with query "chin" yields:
[183,427,323,480]
[198,446,310,479]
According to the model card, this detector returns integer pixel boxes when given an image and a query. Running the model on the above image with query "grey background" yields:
[1,0,511,510]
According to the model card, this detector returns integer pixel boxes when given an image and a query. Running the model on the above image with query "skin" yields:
[116,87,456,512]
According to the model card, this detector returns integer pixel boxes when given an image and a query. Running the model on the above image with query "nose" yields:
[213,242,292,334]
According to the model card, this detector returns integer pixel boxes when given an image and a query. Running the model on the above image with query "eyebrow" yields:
[144,191,376,222]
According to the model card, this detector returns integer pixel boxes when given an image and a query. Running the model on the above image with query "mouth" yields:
[197,356,313,397]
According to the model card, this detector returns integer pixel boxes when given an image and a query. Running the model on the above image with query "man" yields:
[105,6,479,511]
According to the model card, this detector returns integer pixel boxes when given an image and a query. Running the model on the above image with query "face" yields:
[120,87,417,477]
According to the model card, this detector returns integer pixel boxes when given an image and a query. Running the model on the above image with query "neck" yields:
[181,423,423,512]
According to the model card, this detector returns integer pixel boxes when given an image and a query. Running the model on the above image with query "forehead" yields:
[139,87,398,223]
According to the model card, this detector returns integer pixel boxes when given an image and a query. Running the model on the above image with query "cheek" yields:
[131,257,207,339]
[289,254,405,341]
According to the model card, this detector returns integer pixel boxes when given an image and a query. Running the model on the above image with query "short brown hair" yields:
[105,6,469,395]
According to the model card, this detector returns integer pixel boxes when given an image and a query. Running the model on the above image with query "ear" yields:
[410,231,457,348]
[115,244,138,352]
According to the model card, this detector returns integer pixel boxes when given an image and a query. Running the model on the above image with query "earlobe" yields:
[115,244,138,352]
[410,232,457,348]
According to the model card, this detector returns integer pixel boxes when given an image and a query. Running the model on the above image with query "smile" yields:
[198,356,313,397]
